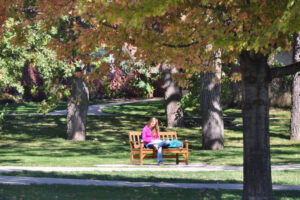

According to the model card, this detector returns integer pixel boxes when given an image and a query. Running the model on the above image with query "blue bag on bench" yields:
[168,139,183,148]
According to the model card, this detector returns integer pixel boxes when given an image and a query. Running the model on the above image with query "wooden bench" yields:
[128,131,189,165]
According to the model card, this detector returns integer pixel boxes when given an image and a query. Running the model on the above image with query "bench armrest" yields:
[184,140,189,149]
[140,140,144,149]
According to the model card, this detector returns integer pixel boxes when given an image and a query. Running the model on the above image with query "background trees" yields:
[1,0,300,198]
[0,19,71,108]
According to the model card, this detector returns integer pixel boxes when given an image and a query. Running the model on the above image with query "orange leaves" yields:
[0,0,10,34]
[240,12,248,21]
[172,72,190,88]
[230,72,242,82]
[75,71,83,78]
[100,63,111,75]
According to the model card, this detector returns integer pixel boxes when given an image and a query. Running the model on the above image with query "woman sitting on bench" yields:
[141,117,170,166]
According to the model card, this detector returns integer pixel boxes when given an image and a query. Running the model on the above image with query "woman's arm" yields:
[142,126,153,143]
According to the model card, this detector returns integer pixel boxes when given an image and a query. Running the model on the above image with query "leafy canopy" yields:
[74,0,300,69]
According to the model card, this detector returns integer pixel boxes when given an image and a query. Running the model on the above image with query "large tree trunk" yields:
[200,51,224,150]
[67,77,89,141]
[239,50,273,200]
[291,34,300,141]
[162,63,184,127]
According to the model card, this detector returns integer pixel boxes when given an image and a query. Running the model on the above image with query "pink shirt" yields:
[142,125,159,143]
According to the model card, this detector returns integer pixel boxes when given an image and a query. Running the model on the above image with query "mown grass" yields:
[1,170,300,185]
[1,114,299,167]
[0,184,299,200]
[0,99,113,114]
[0,100,299,199]
[0,97,299,167]
[102,99,291,119]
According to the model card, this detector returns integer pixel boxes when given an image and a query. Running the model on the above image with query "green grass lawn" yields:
[0,97,299,167]
[102,99,291,119]
[0,99,113,114]
[0,99,299,198]
[1,169,300,185]
[0,184,299,200]
[1,114,299,167]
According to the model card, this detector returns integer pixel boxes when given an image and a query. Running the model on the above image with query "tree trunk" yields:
[239,50,273,200]
[200,51,224,150]
[67,77,89,141]
[291,34,300,141]
[162,63,184,127]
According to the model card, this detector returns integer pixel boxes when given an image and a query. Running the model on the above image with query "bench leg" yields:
[139,153,143,165]
[176,153,179,165]
[130,153,134,165]
[185,153,189,165]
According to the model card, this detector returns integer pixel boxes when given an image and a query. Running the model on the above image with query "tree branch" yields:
[270,62,300,79]
[101,22,118,30]
[162,41,199,48]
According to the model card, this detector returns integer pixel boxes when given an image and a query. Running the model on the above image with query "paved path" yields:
[1,164,299,190]
[1,164,300,172]
[0,175,299,191]
[48,98,164,116]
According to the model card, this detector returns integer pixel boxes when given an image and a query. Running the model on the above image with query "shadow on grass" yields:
[102,100,166,116]
[0,170,243,184]
[1,184,299,200]
[1,114,299,166]
[0,184,242,200]
[2,115,67,140]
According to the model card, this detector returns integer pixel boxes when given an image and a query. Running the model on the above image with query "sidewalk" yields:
[1,175,299,191]
[1,164,300,172]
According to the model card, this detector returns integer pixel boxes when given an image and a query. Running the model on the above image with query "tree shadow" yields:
[0,170,243,185]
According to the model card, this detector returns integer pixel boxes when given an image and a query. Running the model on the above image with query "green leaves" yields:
[0,19,72,113]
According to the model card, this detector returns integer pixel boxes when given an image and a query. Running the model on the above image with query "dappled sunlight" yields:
[0,170,243,184]
[102,100,166,117]
[0,102,299,167]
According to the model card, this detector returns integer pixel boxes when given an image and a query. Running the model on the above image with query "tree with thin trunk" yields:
[291,33,300,141]
[162,63,184,127]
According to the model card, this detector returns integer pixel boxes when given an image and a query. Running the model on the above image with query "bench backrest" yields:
[128,132,142,149]
[128,131,177,149]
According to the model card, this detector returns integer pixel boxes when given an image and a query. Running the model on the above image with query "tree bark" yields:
[67,77,89,141]
[162,63,184,128]
[291,34,300,141]
[200,51,224,150]
[270,61,300,79]
[239,50,273,200]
